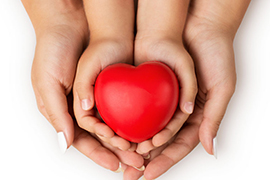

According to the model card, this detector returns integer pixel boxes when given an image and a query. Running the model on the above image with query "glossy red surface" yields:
[94,61,179,143]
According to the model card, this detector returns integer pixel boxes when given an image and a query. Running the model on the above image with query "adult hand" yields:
[23,0,89,152]
[23,0,144,173]
[183,0,250,156]
[139,0,250,179]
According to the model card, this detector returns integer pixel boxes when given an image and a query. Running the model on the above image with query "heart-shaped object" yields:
[94,61,179,143]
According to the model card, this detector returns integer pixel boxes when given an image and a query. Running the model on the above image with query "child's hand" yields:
[24,0,145,174]
[73,39,134,151]
[73,0,136,151]
[134,0,198,155]
[138,1,250,179]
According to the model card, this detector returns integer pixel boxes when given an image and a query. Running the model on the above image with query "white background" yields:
[1,1,270,180]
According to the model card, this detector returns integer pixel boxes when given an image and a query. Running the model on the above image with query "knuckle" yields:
[203,115,223,135]
[220,80,236,98]
[76,118,84,130]
[37,102,46,115]
[74,81,87,96]
[227,81,236,96]
[191,83,198,96]
[46,111,59,127]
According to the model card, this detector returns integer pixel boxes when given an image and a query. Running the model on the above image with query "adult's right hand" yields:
[22,0,144,173]
[23,0,89,153]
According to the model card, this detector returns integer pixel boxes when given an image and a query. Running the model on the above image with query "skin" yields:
[137,0,251,179]
[73,0,198,154]
[22,0,144,173]
[134,0,198,156]
[23,0,251,179]
[72,0,135,151]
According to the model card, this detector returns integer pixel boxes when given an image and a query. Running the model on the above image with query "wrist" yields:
[135,31,183,47]
[189,0,250,37]
[22,0,88,38]
[89,36,134,59]
[89,29,134,44]
[137,0,188,42]
[90,33,134,47]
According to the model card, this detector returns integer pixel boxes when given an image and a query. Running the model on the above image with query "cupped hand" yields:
[133,36,197,155]
[24,0,89,151]
[140,5,239,180]
[24,0,145,173]
[133,0,198,156]
[183,2,237,156]
[73,39,135,151]
[73,0,136,151]
[139,30,236,178]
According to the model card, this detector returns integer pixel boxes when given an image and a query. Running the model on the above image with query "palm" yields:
[185,16,236,93]
[141,13,237,180]
[31,4,89,97]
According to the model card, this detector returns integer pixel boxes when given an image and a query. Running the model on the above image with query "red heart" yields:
[94,61,179,143]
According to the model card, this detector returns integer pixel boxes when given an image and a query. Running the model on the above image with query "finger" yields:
[128,143,138,152]
[111,148,145,171]
[98,136,145,171]
[72,125,120,172]
[174,52,198,114]
[38,83,74,152]
[74,80,131,150]
[199,85,235,156]
[73,49,99,111]
[143,111,201,180]
[97,134,132,151]
[152,109,189,147]
[136,139,155,155]
[73,87,115,138]
[32,85,49,119]
[123,166,144,180]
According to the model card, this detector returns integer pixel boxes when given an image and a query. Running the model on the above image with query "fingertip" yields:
[56,121,74,154]
[182,101,194,114]
[57,132,67,153]
[94,123,115,138]
[110,136,131,151]
[81,99,93,111]
[75,85,95,111]
[152,132,169,147]
[136,140,155,155]
[199,122,216,156]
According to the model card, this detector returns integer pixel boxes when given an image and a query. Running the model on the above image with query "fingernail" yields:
[184,102,194,114]
[81,99,91,110]
[142,176,149,180]
[213,137,217,159]
[96,133,107,139]
[114,162,123,173]
[133,165,145,171]
[57,132,67,154]
[143,154,151,160]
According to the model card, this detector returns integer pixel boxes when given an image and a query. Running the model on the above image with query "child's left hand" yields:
[134,0,198,156]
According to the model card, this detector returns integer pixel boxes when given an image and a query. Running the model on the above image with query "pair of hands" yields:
[23,0,249,179]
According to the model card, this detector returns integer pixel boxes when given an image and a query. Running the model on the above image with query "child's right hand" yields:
[73,38,134,151]
[73,0,137,152]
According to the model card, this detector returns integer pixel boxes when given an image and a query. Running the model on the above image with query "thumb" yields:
[73,51,100,112]
[174,52,198,114]
[38,83,75,153]
[199,86,235,158]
